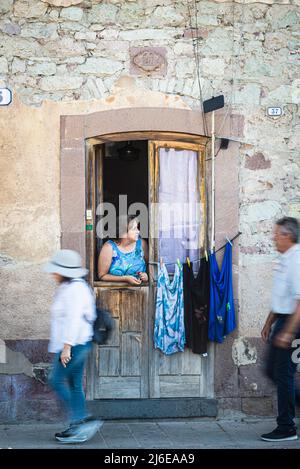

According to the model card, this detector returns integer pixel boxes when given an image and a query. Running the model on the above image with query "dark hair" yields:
[114,214,139,244]
[276,217,299,243]
[59,276,71,283]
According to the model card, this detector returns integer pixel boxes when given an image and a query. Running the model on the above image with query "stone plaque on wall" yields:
[130,47,167,77]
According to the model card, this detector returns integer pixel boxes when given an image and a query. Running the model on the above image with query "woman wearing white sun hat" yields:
[44,249,102,443]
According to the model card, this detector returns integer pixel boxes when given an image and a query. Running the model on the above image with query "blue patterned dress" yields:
[107,238,146,278]
[154,263,185,355]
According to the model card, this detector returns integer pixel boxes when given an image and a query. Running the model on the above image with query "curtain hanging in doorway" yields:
[158,148,201,272]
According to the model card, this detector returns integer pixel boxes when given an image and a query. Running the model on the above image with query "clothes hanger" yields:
[186,257,191,268]
[225,236,233,246]
[204,249,208,262]
[177,258,182,269]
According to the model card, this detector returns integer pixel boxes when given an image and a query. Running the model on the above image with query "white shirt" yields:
[48,279,96,353]
[271,244,300,315]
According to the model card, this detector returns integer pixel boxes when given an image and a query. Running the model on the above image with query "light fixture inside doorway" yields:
[117,141,140,161]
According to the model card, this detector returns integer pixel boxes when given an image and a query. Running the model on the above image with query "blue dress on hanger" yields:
[154,263,185,355]
[208,242,236,343]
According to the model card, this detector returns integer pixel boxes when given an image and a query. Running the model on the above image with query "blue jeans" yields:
[48,342,92,424]
[265,317,300,430]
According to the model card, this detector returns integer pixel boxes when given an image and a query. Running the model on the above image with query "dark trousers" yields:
[265,317,300,430]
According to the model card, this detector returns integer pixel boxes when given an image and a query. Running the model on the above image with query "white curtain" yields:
[158,148,202,272]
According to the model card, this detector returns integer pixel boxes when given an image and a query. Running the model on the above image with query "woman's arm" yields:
[98,242,113,280]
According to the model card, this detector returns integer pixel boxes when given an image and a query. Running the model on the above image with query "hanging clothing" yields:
[107,237,146,278]
[154,263,185,355]
[183,258,210,355]
[208,242,236,343]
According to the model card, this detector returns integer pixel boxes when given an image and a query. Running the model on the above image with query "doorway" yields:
[86,133,214,401]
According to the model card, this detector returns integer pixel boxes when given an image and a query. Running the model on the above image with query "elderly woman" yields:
[98,215,148,285]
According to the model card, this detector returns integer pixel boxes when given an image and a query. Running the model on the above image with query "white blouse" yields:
[48,279,96,353]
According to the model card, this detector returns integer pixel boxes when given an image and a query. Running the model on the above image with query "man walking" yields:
[261,217,300,442]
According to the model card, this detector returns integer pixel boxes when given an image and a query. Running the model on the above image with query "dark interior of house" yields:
[94,140,149,279]
[103,140,149,217]
[103,140,148,221]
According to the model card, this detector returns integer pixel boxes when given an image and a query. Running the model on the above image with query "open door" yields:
[86,140,150,399]
[86,136,213,401]
[148,140,212,398]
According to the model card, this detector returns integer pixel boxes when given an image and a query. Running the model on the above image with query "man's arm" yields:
[261,311,277,343]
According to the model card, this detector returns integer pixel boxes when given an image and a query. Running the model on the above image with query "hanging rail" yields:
[148,231,242,267]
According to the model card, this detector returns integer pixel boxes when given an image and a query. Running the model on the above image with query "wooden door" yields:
[93,286,149,399]
[148,140,213,398]
[86,138,213,401]
[86,142,150,399]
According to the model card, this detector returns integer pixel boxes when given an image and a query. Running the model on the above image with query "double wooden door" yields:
[86,136,213,400]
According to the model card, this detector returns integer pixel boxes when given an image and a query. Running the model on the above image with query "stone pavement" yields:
[0,417,300,449]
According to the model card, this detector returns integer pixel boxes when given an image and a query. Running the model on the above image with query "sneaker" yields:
[55,414,96,438]
[261,427,298,442]
[55,420,103,444]
[55,424,80,439]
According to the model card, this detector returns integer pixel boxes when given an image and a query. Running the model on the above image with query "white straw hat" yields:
[44,249,88,278]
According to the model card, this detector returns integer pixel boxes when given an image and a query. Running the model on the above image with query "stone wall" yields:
[0,0,299,420]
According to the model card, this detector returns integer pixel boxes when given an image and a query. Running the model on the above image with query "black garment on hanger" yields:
[183,258,210,355]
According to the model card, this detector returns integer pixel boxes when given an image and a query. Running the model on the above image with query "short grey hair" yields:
[276,217,299,243]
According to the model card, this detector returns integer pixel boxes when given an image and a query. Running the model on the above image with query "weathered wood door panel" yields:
[94,287,149,399]
[158,348,202,375]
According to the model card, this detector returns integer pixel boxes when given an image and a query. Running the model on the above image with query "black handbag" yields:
[92,308,115,345]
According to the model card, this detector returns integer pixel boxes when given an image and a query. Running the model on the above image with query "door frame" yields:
[60,106,241,405]
[85,131,214,400]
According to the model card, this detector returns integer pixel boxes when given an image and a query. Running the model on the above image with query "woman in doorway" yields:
[98,215,148,285]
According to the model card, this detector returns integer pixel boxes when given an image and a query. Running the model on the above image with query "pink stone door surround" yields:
[60,107,241,268]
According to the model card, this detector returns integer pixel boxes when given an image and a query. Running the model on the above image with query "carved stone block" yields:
[130,47,167,77]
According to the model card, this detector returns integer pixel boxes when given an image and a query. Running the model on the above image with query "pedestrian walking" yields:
[261,217,300,442]
[44,249,102,443]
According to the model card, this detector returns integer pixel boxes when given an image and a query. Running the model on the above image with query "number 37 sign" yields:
[0,88,12,106]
